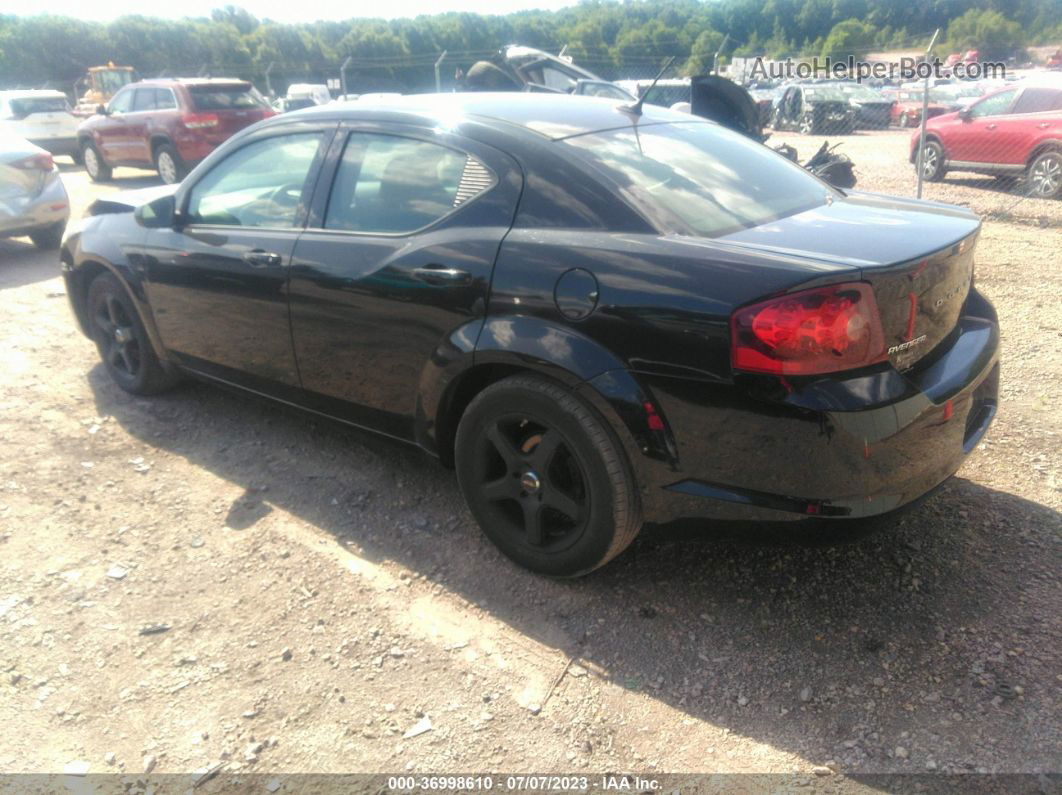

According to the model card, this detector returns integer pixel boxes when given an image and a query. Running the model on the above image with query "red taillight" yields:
[730,283,886,376]
[12,153,54,171]
[181,112,219,129]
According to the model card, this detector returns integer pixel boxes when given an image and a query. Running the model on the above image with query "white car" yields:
[0,90,80,163]
[0,135,70,249]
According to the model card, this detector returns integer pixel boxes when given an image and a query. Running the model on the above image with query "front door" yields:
[287,126,522,439]
[142,127,332,393]
[947,88,1017,163]
[96,86,135,162]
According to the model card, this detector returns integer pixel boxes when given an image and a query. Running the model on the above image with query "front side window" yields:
[324,133,491,234]
[186,133,322,228]
[561,122,835,238]
[970,89,1016,118]
[107,89,134,114]
[132,88,156,112]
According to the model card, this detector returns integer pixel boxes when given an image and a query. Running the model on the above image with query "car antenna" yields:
[621,56,675,116]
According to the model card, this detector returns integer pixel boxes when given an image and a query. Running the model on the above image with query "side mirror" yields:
[135,194,177,229]
[958,107,972,121]
[96,104,108,116]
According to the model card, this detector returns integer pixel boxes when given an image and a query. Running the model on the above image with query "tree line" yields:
[1,0,1059,95]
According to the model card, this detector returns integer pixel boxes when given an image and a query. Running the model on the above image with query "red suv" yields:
[76,79,275,184]
[912,81,1062,198]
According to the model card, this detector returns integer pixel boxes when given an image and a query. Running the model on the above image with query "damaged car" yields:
[772,84,857,134]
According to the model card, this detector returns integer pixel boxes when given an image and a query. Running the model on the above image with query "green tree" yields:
[820,18,875,60]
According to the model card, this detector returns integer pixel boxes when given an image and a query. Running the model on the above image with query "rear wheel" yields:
[154,143,185,185]
[455,375,642,577]
[1027,149,1062,199]
[918,140,946,182]
[29,221,65,250]
[899,111,910,128]
[87,272,179,395]
[82,142,111,182]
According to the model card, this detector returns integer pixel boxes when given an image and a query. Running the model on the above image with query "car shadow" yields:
[0,238,63,289]
[87,366,1061,773]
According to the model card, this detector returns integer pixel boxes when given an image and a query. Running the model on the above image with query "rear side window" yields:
[561,122,834,238]
[323,133,493,234]
[186,133,322,228]
[189,85,269,111]
[155,89,177,110]
[1012,88,1062,114]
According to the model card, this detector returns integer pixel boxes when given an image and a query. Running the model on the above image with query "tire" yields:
[154,143,185,185]
[82,141,112,182]
[918,140,946,182]
[70,149,83,166]
[86,272,179,395]
[899,111,910,128]
[1026,149,1062,199]
[29,221,65,250]
[455,374,642,577]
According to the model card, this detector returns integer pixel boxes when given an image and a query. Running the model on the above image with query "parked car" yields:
[76,78,275,185]
[772,85,857,134]
[831,83,892,129]
[888,89,952,127]
[0,90,81,162]
[913,79,1062,198]
[62,94,999,576]
[0,135,70,249]
[285,83,331,107]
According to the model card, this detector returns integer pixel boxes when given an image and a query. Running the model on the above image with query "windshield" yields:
[561,122,834,238]
[189,85,269,111]
[7,96,69,116]
[96,70,133,95]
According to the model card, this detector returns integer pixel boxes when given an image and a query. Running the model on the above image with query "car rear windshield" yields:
[560,121,834,238]
[8,97,68,116]
[188,85,268,111]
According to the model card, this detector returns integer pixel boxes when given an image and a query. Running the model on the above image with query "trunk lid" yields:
[721,191,980,370]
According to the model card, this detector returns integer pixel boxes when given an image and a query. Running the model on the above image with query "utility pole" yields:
[435,51,448,93]
[264,61,274,98]
[340,56,352,98]
[712,33,730,75]
[915,28,941,199]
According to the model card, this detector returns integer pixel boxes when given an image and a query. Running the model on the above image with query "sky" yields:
[0,0,581,23]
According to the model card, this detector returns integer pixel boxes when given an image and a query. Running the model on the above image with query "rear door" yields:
[287,124,522,438]
[142,125,334,392]
[998,86,1062,164]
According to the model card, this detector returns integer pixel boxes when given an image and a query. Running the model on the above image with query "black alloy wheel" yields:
[455,374,642,577]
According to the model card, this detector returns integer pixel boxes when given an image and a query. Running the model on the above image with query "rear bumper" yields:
[630,290,1000,524]
[0,172,70,237]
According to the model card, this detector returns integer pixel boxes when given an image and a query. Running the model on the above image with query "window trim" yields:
[179,128,332,233]
[155,87,178,111]
[310,129,498,239]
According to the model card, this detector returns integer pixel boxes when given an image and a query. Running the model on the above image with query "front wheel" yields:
[455,375,642,577]
[82,141,112,182]
[87,273,180,395]
[1027,150,1062,199]
[918,140,946,182]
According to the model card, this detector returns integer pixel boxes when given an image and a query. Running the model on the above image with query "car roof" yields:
[287,91,693,141]
[135,78,251,87]
[0,89,68,99]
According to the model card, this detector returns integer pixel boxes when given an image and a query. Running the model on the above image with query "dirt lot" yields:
[0,129,1059,783]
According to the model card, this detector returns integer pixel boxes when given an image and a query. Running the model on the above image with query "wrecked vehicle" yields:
[772,85,857,134]
[459,46,635,101]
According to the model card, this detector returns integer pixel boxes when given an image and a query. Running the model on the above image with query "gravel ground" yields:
[0,131,1059,783]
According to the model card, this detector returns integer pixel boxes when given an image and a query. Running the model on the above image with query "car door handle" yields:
[412,265,472,286]
[1038,122,1051,129]
[242,250,283,268]
[985,123,997,130]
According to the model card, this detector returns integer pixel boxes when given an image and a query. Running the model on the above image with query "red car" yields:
[912,81,1062,198]
[76,78,274,184]
[888,89,951,127]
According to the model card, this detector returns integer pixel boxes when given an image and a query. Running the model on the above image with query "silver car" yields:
[0,135,69,249]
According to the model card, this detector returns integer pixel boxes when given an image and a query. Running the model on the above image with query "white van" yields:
[0,90,80,163]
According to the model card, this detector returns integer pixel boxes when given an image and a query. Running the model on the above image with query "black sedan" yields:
[61,93,999,577]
